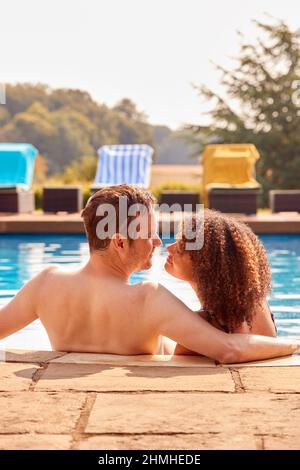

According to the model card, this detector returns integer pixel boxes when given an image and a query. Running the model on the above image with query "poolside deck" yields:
[0,211,300,234]
[1,349,300,450]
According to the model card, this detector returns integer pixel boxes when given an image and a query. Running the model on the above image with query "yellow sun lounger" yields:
[202,144,262,213]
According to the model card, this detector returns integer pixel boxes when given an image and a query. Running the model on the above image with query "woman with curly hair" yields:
[165,209,276,355]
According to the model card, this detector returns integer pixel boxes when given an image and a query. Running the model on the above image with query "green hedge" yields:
[151,182,202,202]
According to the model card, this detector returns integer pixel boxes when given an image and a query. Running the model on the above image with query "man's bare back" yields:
[37,265,162,355]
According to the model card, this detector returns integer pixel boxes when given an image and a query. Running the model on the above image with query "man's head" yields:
[81,184,161,272]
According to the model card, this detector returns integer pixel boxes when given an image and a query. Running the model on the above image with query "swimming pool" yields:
[0,233,300,350]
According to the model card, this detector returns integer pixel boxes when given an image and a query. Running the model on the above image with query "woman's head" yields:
[165,209,271,332]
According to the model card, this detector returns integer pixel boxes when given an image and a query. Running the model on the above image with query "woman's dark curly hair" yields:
[179,209,272,332]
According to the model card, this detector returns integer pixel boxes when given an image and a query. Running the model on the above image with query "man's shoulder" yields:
[37,264,84,285]
[31,265,60,287]
[38,265,59,278]
[132,282,167,327]
[138,281,161,297]
[128,281,160,305]
[136,281,172,305]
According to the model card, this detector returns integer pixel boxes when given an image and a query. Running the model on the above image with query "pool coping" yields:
[2,349,300,367]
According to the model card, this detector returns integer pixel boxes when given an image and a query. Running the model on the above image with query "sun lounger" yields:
[43,186,83,213]
[91,144,153,193]
[0,143,37,213]
[202,144,262,214]
[270,190,300,213]
[208,187,262,215]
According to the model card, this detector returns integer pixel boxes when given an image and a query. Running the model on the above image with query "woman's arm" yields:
[144,283,300,363]
[175,306,276,355]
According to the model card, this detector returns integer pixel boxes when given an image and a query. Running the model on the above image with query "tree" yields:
[0,102,56,163]
[0,107,11,126]
[61,155,98,183]
[113,98,155,148]
[49,108,95,171]
[33,154,48,184]
[0,85,156,174]
[187,18,300,196]
[113,98,147,121]
[5,83,49,116]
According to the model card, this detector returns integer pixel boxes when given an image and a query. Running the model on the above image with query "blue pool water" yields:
[0,233,300,350]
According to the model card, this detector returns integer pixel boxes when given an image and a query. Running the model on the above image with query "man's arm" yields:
[174,310,219,355]
[145,283,300,363]
[0,268,50,340]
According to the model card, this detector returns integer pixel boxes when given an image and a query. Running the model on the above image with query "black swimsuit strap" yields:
[267,304,277,333]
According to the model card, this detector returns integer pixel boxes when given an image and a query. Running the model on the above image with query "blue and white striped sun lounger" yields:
[92,144,154,189]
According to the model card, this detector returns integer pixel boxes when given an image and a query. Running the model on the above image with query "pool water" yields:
[0,233,299,350]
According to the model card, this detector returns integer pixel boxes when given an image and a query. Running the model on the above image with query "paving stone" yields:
[0,392,86,433]
[0,363,39,391]
[86,392,300,436]
[221,355,300,368]
[238,367,300,393]
[1,345,299,450]
[2,349,67,364]
[263,434,300,450]
[35,364,234,392]
[0,434,72,450]
[50,353,215,367]
[78,433,257,450]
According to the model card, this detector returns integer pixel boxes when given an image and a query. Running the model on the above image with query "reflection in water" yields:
[0,233,300,350]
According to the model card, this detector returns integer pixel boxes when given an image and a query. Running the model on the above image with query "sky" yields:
[1,0,299,129]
